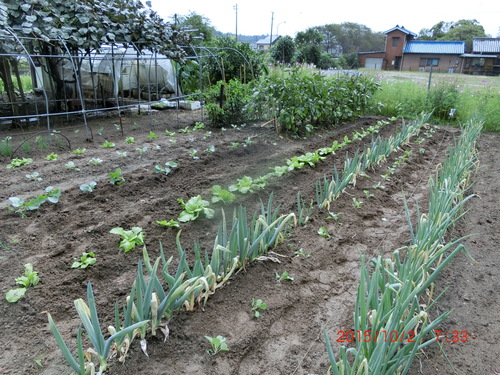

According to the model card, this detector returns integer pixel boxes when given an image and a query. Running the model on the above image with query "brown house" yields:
[400,40,465,72]
[358,25,416,70]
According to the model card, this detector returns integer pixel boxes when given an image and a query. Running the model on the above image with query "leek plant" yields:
[315,114,431,210]
[48,283,148,374]
[324,116,483,374]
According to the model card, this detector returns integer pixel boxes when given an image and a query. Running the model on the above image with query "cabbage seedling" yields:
[251,298,267,318]
[205,335,229,356]
[80,181,97,193]
[89,157,103,166]
[110,227,145,252]
[125,137,135,144]
[275,271,294,282]
[72,252,96,269]
[65,161,80,171]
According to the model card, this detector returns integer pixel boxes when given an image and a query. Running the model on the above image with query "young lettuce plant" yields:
[177,195,214,222]
[7,157,33,168]
[228,176,254,194]
[5,263,40,303]
[109,168,125,185]
[156,219,180,228]
[211,185,236,205]
[109,227,145,253]
[72,252,96,269]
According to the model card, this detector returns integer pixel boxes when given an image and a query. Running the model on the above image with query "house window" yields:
[392,37,400,47]
[419,58,439,67]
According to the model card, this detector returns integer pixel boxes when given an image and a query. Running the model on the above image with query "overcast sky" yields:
[149,0,499,39]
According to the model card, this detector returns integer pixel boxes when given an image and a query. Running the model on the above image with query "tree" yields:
[315,23,385,55]
[418,19,487,51]
[295,28,323,66]
[172,12,215,45]
[270,36,295,64]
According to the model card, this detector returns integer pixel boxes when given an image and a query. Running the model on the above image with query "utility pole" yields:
[234,4,238,41]
[270,12,274,50]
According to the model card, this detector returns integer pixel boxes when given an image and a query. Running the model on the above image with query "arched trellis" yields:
[0,31,257,155]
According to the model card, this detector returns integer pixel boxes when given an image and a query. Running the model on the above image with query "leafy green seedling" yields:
[6,263,40,303]
[7,157,33,168]
[318,226,331,238]
[25,172,43,182]
[189,149,199,160]
[116,151,128,157]
[372,182,385,190]
[8,186,61,216]
[147,131,159,139]
[251,298,267,318]
[178,126,192,134]
[363,190,374,198]
[228,176,254,194]
[136,147,148,157]
[109,168,125,185]
[352,197,363,209]
[205,335,229,356]
[65,161,80,171]
[101,141,115,148]
[80,181,97,193]
[44,153,58,161]
[72,148,86,155]
[294,248,312,257]
[326,211,342,221]
[211,185,236,205]
[231,142,240,148]
[89,157,103,166]
[165,130,175,136]
[71,252,96,269]
[205,145,216,153]
[154,161,178,175]
[194,122,206,130]
[275,271,294,282]
[109,227,145,253]
[177,195,214,222]
[156,219,180,228]
[125,137,135,144]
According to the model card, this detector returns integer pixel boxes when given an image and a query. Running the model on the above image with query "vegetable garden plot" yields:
[0,113,494,375]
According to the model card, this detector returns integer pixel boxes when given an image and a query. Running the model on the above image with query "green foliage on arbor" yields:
[204,35,264,84]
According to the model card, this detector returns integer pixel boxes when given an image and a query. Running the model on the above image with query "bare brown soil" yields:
[0,109,498,375]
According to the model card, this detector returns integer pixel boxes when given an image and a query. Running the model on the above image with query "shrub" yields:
[204,78,253,127]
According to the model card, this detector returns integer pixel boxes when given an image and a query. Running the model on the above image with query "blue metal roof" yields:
[403,41,465,54]
[473,38,500,53]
